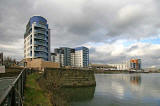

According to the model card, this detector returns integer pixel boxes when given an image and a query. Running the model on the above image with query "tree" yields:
[3,56,17,68]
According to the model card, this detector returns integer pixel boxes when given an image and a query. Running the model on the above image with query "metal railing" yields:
[0,68,34,106]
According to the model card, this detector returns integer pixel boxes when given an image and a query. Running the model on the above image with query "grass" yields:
[24,73,52,106]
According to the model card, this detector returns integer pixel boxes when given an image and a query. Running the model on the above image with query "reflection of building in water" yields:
[110,74,141,86]
[62,87,95,102]
[51,87,95,105]
[130,76,141,86]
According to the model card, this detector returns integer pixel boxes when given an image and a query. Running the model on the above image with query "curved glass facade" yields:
[29,16,47,26]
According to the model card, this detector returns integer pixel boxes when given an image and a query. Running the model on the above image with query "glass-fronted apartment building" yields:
[51,46,89,67]
[24,16,51,61]
[52,47,71,67]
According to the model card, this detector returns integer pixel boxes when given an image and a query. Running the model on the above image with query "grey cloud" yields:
[89,42,160,68]
[127,45,138,52]
[0,0,160,66]
[1,0,159,46]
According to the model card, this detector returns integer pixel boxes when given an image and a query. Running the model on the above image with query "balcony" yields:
[35,53,48,59]
[34,30,46,35]
[34,48,48,52]
[34,41,48,47]
[34,35,45,40]
[34,23,47,29]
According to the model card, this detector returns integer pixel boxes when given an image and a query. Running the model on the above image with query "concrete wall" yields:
[0,66,5,73]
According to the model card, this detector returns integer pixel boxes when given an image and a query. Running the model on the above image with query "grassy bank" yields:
[24,73,51,106]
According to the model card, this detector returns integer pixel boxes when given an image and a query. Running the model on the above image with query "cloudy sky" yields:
[0,0,160,68]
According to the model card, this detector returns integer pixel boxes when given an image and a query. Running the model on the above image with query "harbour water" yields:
[68,73,160,106]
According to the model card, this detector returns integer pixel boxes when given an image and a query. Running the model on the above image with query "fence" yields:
[0,68,34,106]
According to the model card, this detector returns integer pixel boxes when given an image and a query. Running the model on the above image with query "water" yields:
[66,73,160,106]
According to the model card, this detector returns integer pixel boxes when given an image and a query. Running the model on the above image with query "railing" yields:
[0,68,34,106]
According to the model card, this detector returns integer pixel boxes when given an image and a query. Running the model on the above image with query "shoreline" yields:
[94,70,160,74]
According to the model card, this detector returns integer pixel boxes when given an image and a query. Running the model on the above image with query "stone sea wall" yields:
[43,68,96,87]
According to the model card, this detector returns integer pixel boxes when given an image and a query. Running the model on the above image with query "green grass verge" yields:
[24,73,51,106]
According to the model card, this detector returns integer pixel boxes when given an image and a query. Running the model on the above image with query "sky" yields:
[0,0,160,68]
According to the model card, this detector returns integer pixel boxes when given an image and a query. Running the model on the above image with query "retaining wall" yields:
[43,68,96,87]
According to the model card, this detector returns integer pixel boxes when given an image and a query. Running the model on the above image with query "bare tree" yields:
[3,56,17,68]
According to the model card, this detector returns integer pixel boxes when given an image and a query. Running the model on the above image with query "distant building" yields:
[51,47,71,67]
[24,16,51,61]
[51,53,55,62]
[61,47,71,66]
[75,47,89,67]
[0,53,3,66]
[90,64,116,70]
[70,49,75,66]
[130,59,141,70]
[51,46,89,67]
[108,64,129,70]
[144,67,157,72]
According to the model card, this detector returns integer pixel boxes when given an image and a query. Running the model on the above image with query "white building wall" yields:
[71,53,75,67]
[24,33,32,59]
[24,23,35,59]
[108,64,129,70]
[55,54,61,63]
[75,50,83,67]
[61,54,64,67]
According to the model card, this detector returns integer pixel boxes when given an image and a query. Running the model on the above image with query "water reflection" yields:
[51,86,95,105]
[71,74,160,106]
[130,75,141,86]
[63,87,95,102]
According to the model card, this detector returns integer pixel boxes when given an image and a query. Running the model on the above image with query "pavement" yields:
[0,77,15,98]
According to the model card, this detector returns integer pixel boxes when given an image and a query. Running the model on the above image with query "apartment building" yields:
[24,16,51,61]
[70,49,75,66]
[51,46,89,67]
[75,47,89,67]
[51,47,71,67]
[130,58,141,70]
